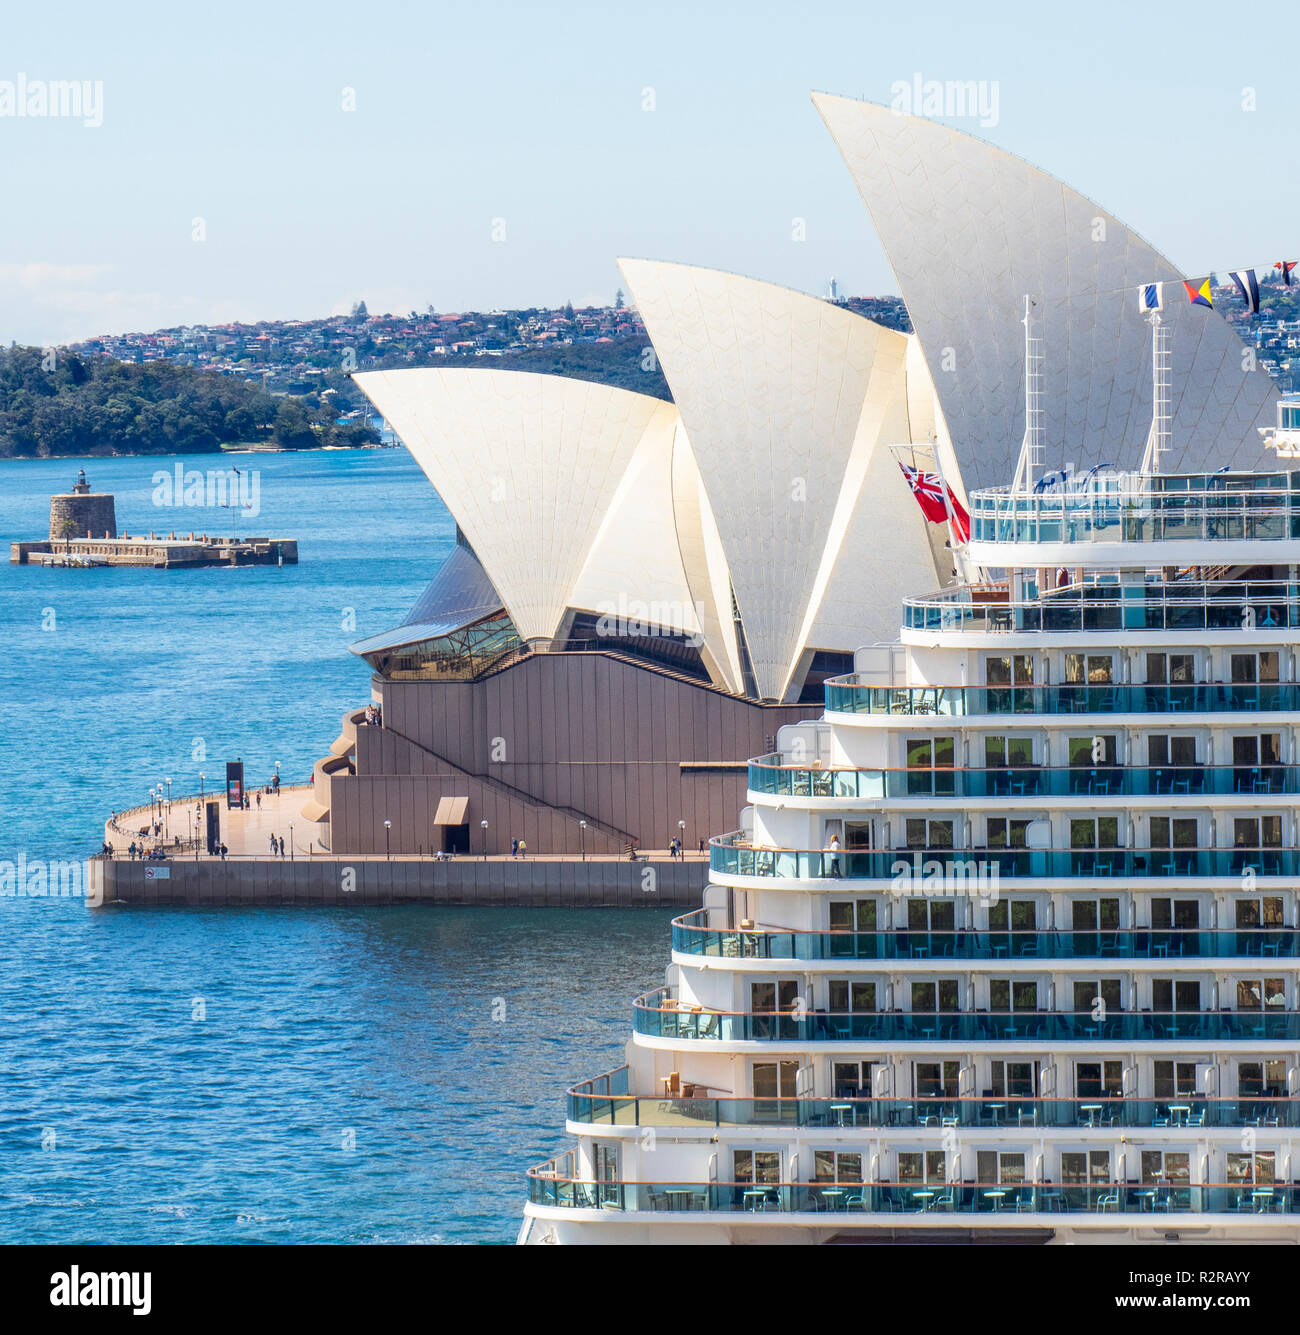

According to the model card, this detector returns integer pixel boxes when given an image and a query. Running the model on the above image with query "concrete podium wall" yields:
[97,856,707,908]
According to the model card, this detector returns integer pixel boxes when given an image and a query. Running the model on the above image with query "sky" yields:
[1,0,1295,347]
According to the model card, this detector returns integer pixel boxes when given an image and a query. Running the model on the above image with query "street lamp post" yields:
[289,823,294,861]
[678,819,686,861]
[165,777,173,839]
[384,819,391,861]
[579,819,587,862]
[481,819,489,861]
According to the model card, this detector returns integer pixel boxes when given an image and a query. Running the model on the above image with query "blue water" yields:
[0,451,666,1243]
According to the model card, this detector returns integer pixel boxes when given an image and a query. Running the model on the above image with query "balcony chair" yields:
[1096,1191,1120,1213]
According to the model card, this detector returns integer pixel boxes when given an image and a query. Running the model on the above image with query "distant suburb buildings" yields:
[303,94,1279,861]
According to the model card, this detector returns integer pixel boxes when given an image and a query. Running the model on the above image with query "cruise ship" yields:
[520,408,1300,1245]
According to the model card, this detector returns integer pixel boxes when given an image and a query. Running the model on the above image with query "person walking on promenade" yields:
[278,836,285,858]
[511,837,518,859]
[518,838,527,859]
[270,833,277,854]
[256,791,262,810]
[128,841,137,860]
[219,843,228,861]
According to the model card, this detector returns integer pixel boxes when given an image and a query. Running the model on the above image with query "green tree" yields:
[272,397,315,449]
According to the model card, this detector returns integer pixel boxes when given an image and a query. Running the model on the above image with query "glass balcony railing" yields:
[670,911,1299,962]
[823,678,1300,718]
[748,755,1298,801]
[710,834,1295,881]
[527,1166,1300,1217]
[566,1071,1300,1130]
[968,474,1300,548]
[901,580,1300,634]
[633,989,1300,1042]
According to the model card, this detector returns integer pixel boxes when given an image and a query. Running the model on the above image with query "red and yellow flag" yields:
[1183,278,1213,308]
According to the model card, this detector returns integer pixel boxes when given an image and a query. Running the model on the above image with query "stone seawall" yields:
[93,856,707,908]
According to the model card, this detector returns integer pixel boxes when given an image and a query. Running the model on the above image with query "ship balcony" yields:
[748,755,1300,802]
[527,1160,1300,1218]
[710,834,1297,883]
[823,678,1300,719]
[968,474,1300,550]
[901,577,1298,637]
[632,987,1300,1043]
[670,910,1298,963]
[565,1069,1300,1131]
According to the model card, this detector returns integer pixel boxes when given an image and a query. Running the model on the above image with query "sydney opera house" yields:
[312,93,1279,859]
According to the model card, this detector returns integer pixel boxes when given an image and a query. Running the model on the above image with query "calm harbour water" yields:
[0,449,667,1244]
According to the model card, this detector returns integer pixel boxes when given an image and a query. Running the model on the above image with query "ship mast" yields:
[1139,310,1171,475]
[1011,294,1043,495]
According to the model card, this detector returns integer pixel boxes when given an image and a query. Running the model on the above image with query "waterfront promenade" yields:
[97,786,706,908]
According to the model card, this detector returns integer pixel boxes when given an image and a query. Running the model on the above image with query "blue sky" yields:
[2,0,1294,345]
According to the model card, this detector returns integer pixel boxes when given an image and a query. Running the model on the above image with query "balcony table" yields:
[1168,1104,1191,1126]
[983,1189,1008,1212]
[819,1188,846,1211]
[1080,1103,1103,1127]
[911,1189,936,1211]
[830,1103,853,1127]
[742,1189,769,1212]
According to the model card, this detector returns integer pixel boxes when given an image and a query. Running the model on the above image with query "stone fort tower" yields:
[49,470,116,541]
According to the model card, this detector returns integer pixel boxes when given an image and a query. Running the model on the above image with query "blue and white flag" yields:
[1137,282,1164,313]
[1229,268,1260,314]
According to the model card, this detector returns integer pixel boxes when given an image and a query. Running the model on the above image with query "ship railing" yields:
[901,579,1299,634]
[968,475,1300,547]
[565,1085,1300,1131]
[822,678,1300,718]
[709,835,1300,881]
[746,755,1300,800]
[669,911,1300,962]
[526,1171,1300,1216]
[631,988,1300,1042]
